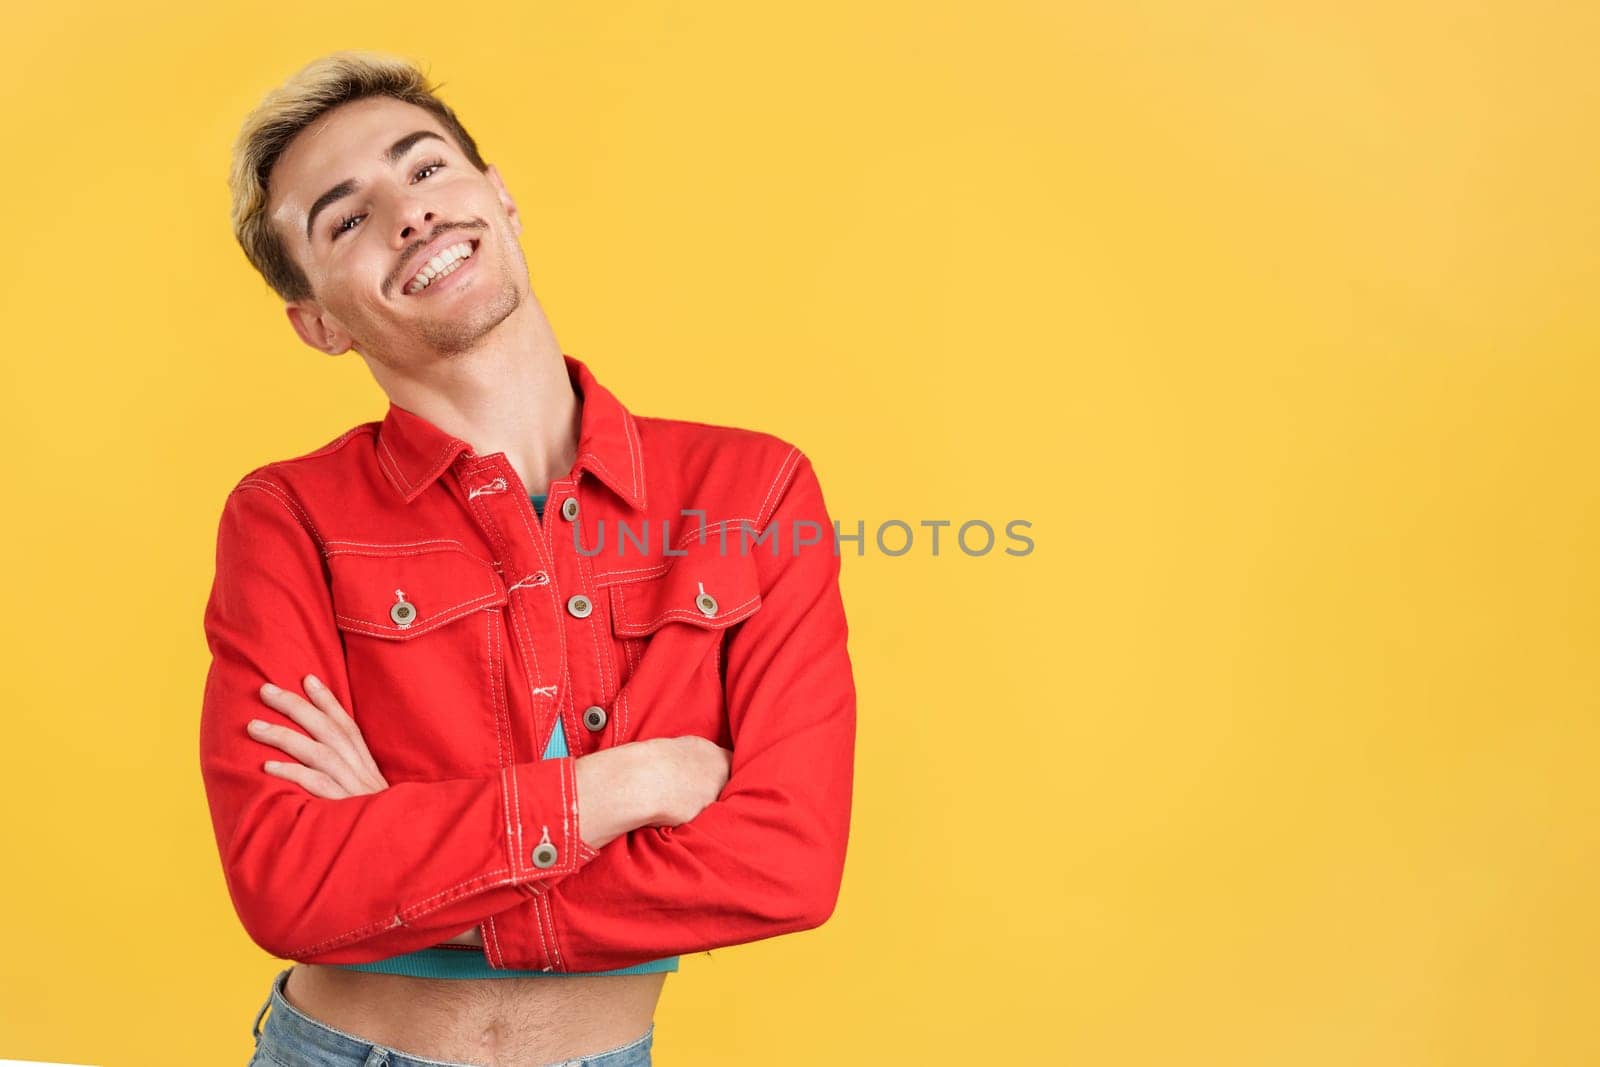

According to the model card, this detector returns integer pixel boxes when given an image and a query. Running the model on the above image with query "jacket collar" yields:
[375,352,648,511]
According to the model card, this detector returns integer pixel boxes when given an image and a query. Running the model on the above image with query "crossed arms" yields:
[198,454,856,970]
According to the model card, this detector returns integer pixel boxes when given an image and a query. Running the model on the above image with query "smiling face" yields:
[266,95,529,369]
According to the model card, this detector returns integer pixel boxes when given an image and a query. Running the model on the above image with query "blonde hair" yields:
[228,50,489,302]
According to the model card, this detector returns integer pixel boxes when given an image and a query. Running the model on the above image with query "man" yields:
[201,50,856,1066]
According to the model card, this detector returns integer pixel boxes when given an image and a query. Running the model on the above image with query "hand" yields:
[573,736,733,849]
[248,674,390,798]
[638,736,734,826]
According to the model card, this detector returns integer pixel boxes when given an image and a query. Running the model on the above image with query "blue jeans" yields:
[248,967,654,1066]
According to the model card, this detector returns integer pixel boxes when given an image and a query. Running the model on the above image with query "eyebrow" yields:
[303,130,448,242]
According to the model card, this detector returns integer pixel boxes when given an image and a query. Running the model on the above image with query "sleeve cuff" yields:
[499,756,600,891]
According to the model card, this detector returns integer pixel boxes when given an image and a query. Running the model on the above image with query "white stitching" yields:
[488,616,514,879]
[594,528,771,586]
[483,914,505,968]
[579,450,626,497]
[412,438,469,496]
[594,561,672,584]
[376,432,411,495]
[498,472,555,685]
[299,424,368,459]
[507,571,550,592]
[521,778,554,970]
[467,477,508,500]
[547,758,577,969]
[536,889,562,972]
[237,479,324,548]
[285,866,516,957]
[569,508,613,751]
[757,445,804,529]
[612,593,761,637]
[381,430,469,500]
[333,590,503,638]
[322,538,475,555]
[623,411,645,506]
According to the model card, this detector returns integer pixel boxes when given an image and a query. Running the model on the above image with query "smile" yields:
[403,239,478,296]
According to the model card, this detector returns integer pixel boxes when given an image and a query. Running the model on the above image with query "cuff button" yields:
[532,842,558,868]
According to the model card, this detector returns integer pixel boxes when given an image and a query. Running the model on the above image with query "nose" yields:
[391,193,437,245]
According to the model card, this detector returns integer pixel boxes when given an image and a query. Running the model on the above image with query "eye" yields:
[329,158,450,240]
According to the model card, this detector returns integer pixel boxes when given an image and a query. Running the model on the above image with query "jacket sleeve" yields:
[198,475,598,964]
[537,450,856,972]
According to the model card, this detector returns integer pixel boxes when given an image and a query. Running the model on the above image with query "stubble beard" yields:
[413,255,523,357]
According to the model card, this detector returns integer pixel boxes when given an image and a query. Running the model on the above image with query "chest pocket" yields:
[603,542,764,745]
[608,545,764,637]
[327,540,507,638]
[325,540,509,778]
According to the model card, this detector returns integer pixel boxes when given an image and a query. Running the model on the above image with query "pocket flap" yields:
[326,540,507,640]
[607,546,764,638]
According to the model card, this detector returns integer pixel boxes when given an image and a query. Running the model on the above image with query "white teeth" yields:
[405,241,475,294]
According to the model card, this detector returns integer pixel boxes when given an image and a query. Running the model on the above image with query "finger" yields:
[302,673,360,735]
[303,675,385,780]
[263,758,349,799]
[260,682,341,745]
[259,683,365,777]
[295,676,384,785]
[350,768,391,795]
[247,719,339,777]
[248,714,390,796]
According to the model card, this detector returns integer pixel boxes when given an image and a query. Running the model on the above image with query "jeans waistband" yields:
[252,965,655,1066]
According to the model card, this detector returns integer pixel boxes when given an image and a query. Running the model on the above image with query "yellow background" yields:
[2,2,1596,1064]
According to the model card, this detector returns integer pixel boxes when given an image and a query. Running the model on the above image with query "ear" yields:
[485,163,521,238]
[285,301,351,356]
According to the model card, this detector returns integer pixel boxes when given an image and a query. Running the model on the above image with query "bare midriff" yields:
[280,925,666,1066]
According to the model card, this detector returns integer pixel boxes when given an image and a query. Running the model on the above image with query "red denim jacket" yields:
[198,353,856,972]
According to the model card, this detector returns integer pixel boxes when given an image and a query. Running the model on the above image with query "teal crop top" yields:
[324,492,680,978]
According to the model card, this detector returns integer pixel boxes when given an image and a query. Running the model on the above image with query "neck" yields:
[370,296,579,496]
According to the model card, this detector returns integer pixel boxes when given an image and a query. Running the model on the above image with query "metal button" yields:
[696,591,718,617]
[390,590,417,628]
[583,705,608,731]
[567,594,593,619]
[532,825,558,869]
[560,497,580,521]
